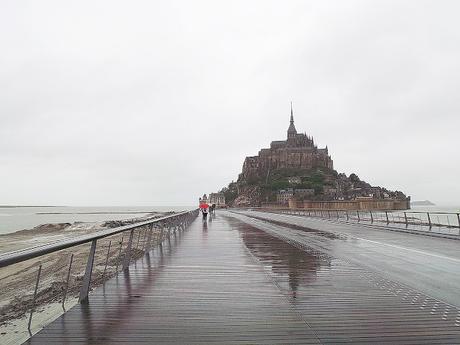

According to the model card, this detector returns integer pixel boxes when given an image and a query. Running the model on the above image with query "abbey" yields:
[240,105,333,181]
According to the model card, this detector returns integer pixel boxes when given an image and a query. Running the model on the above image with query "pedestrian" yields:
[200,202,209,221]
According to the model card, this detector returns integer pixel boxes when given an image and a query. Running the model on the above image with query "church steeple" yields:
[287,101,297,139]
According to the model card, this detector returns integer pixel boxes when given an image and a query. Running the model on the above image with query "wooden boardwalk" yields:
[25,212,460,344]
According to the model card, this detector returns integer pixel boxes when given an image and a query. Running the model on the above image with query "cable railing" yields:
[0,209,198,339]
[255,207,460,237]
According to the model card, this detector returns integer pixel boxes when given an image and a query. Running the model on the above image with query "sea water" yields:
[0,206,194,235]
[408,205,460,227]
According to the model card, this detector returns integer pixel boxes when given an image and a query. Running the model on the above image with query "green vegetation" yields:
[224,167,346,205]
[266,180,290,190]
[264,167,332,195]
[220,182,238,205]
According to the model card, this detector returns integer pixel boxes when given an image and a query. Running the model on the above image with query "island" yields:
[411,200,436,206]
[215,105,410,211]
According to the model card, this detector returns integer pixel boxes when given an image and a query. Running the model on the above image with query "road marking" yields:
[354,237,460,263]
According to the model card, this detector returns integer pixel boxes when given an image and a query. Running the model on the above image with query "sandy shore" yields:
[0,212,172,344]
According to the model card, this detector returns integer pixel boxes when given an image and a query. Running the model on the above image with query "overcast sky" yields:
[1,0,459,206]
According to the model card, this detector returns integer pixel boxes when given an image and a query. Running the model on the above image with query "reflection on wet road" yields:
[235,217,331,298]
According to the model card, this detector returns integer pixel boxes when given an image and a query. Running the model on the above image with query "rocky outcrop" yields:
[233,186,262,207]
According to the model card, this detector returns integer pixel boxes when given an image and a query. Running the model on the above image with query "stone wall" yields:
[286,199,410,211]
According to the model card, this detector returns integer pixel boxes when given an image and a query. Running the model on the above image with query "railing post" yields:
[370,211,373,223]
[404,212,408,227]
[79,239,97,303]
[135,229,142,250]
[385,211,389,225]
[122,229,135,271]
[427,212,432,229]
[457,213,460,229]
[115,236,124,273]
[327,210,331,218]
[159,227,164,250]
[145,224,154,252]
[28,264,42,334]
[102,241,112,280]
[141,228,148,251]
[160,224,165,241]
[167,220,172,235]
[346,210,349,221]
[357,210,360,222]
[62,254,74,310]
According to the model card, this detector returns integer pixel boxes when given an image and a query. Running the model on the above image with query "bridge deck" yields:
[26,211,460,344]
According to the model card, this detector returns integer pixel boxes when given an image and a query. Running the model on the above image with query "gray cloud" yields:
[1,0,459,206]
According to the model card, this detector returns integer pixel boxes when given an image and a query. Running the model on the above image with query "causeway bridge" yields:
[1,209,460,344]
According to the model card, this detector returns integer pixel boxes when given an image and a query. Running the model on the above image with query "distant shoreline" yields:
[0,206,193,235]
[36,211,155,215]
[0,205,60,208]
[411,200,436,206]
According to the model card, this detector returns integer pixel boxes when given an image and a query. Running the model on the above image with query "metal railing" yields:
[0,209,198,336]
[254,207,460,237]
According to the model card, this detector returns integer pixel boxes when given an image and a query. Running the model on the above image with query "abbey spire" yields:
[287,101,297,139]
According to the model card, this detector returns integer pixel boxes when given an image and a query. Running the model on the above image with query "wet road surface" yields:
[234,210,460,308]
[26,212,460,344]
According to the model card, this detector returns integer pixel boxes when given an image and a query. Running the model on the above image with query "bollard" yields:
[404,212,408,227]
[385,211,389,225]
[370,211,373,223]
[427,212,432,229]
[357,210,360,222]
[346,210,349,221]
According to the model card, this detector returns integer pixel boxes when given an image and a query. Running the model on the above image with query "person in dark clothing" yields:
[200,202,209,220]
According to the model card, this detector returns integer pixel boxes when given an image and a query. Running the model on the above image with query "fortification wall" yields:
[284,199,410,210]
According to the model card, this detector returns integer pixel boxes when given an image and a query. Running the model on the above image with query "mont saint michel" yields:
[220,105,410,210]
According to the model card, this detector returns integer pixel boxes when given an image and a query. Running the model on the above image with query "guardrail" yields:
[0,209,199,336]
[254,208,460,236]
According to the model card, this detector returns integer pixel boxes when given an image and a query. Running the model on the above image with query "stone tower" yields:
[287,102,297,139]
